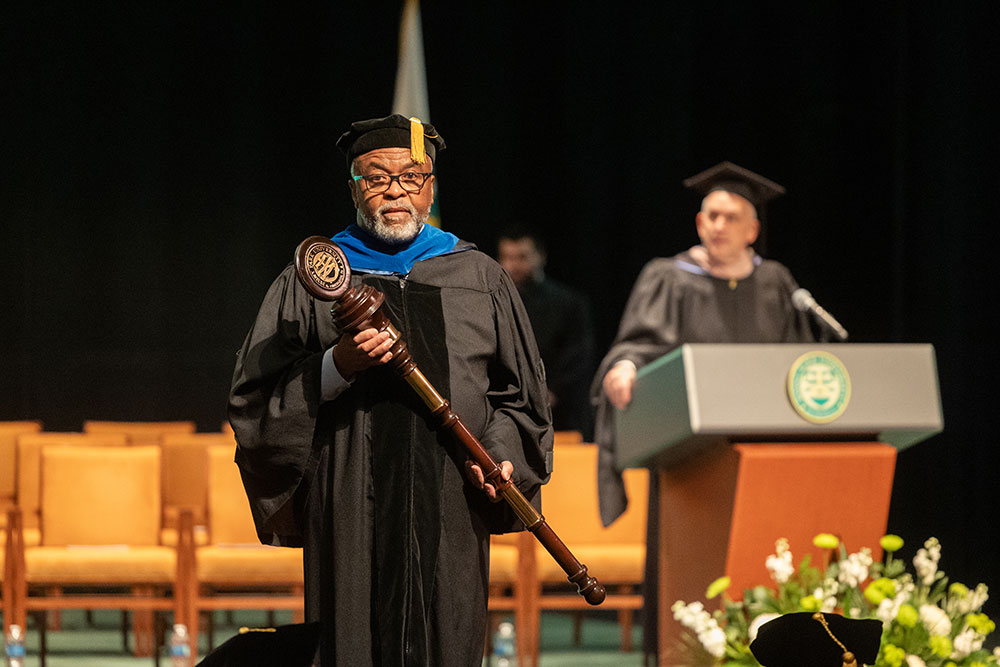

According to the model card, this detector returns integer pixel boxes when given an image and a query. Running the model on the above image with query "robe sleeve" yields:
[228,264,328,547]
[477,270,554,533]
[590,260,682,526]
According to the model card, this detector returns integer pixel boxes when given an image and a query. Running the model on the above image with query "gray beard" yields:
[356,202,428,245]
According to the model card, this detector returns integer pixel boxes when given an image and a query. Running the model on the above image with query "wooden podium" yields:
[615,343,943,665]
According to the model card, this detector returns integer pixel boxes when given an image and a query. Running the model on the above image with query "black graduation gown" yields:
[229,244,553,667]
[588,251,814,659]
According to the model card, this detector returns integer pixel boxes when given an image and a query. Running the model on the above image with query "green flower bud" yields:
[896,604,918,628]
[949,582,969,598]
[879,534,904,552]
[864,577,897,605]
[813,533,840,549]
[966,612,996,635]
[929,634,952,658]
[799,595,820,612]
[882,644,905,667]
[705,576,730,599]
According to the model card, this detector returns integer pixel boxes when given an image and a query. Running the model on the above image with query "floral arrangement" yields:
[672,535,998,667]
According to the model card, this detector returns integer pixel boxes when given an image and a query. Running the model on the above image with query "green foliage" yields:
[671,536,998,667]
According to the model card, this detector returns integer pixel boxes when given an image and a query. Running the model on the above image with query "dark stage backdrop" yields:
[3,3,998,615]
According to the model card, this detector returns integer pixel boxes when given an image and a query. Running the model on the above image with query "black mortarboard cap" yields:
[336,114,445,169]
[682,161,786,211]
[195,622,321,667]
[749,612,883,667]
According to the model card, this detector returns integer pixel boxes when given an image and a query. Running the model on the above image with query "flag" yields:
[392,0,441,228]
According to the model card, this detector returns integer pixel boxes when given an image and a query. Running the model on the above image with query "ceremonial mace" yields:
[294,236,606,606]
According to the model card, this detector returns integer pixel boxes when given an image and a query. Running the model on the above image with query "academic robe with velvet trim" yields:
[229,244,553,667]
[589,249,814,659]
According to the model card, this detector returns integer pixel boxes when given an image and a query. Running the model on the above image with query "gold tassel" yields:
[408,117,426,164]
[812,613,858,667]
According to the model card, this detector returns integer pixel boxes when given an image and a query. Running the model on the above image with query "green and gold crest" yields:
[787,351,851,424]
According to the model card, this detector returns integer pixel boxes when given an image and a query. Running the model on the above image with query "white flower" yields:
[672,601,709,634]
[672,600,726,658]
[700,625,727,658]
[952,627,985,659]
[960,583,990,614]
[748,613,780,642]
[913,537,941,586]
[918,603,951,637]
[837,548,873,587]
[904,655,926,667]
[766,538,795,584]
[877,598,900,625]
[878,576,914,626]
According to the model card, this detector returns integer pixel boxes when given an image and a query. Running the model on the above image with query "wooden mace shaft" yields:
[342,291,605,605]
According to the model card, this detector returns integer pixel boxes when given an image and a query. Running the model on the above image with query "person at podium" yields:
[591,161,815,659]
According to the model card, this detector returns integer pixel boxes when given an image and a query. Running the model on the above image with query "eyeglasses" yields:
[353,171,433,194]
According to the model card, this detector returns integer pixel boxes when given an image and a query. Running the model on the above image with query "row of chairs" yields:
[1,422,648,666]
[0,420,302,664]
[488,430,648,666]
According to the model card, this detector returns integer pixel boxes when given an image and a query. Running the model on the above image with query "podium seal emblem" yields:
[787,351,851,424]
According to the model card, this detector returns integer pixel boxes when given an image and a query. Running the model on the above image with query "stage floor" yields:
[6,609,645,666]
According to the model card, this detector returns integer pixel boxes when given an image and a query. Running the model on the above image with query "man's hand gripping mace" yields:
[294,236,605,605]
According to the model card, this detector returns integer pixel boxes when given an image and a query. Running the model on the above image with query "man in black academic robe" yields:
[229,115,552,667]
[591,162,815,661]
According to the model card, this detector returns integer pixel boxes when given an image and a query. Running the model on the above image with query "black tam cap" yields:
[682,161,786,211]
[749,612,883,667]
[195,623,321,667]
[336,114,445,170]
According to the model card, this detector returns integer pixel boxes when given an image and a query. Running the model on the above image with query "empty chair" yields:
[552,431,584,447]
[82,420,196,446]
[159,432,232,545]
[487,531,534,665]
[16,432,130,548]
[524,443,647,664]
[0,421,42,532]
[4,445,184,660]
[1,421,42,618]
[178,444,304,658]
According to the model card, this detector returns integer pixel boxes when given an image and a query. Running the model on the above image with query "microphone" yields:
[792,288,849,341]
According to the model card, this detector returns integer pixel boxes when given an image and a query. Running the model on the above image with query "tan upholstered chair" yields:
[488,531,535,664]
[159,433,230,547]
[82,420,196,446]
[0,421,42,532]
[523,444,647,665]
[552,430,584,447]
[177,444,303,658]
[4,445,185,660]
[1,422,42,613]
[16,432,130,549]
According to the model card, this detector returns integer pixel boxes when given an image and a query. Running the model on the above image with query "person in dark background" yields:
[591,161,816,661]
[229,114,553,667]
[497,225,597,440]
